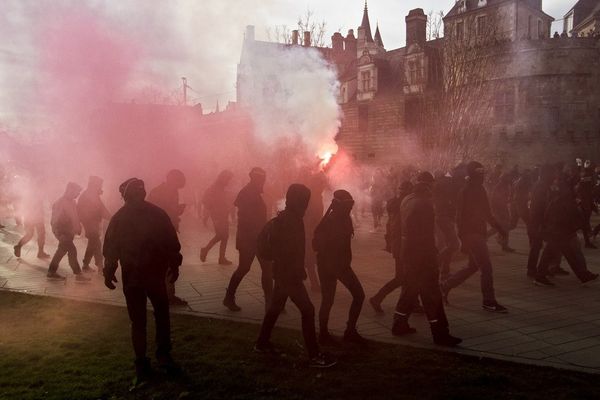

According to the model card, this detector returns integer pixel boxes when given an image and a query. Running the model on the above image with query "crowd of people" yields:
[2,157,600,384]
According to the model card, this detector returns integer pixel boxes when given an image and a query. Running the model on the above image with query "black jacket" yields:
[234,183,267,251]
[103,201,182,287]
[313,211,353,271]
[456,181,502,238]
[271,209,307,284]
[399,184,438,266]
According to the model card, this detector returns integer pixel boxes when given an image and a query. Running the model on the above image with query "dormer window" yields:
[477,15,488,36]
[456,21,465,40]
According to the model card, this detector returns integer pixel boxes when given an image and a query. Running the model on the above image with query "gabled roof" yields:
[574,2,600,31]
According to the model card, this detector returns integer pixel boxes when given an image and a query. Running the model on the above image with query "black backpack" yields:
[257,216,279,261]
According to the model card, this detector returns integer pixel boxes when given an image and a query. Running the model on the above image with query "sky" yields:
[0,0,573,131]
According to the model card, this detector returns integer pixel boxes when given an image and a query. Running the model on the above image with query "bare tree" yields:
[416,12,511,170]
[427,10,445,41]
[267,8,328,47]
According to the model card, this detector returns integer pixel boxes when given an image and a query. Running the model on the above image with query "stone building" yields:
[237,1,600,165]
[564,0,600,37]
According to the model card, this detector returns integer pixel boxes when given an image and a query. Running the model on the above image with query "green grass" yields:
[0,291,599,400]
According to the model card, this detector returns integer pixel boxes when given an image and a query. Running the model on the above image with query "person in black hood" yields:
[313,190,367,346]
[391,172,462,347]
[255,184,336,368]
[442,161,509,313]
[223,167,272,312]
[535,178,599,285]
[370,181,413,313]
[103,178,183,387]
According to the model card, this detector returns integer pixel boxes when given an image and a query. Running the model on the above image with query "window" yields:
[537,20,543,38]
[408,60,423,84]
[361,71,372,91]
[358,105,369,133]
[477,15,487,36]
[456,21,464,40]
[495,89,515,123]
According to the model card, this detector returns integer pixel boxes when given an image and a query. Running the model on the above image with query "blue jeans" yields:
[445,234,496,303]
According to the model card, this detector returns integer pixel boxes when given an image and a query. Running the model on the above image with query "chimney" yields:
[331,32,344,52]
[245,25,255,42]
[405,9,427,46]
[345,29,357,55]
[292,30,299,45]
[303,31,311,46]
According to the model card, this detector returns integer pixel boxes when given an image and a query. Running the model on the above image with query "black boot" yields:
[392,312,417,336]
[223,290,241,311]
[132,357,153,388]
[430,321,462,347]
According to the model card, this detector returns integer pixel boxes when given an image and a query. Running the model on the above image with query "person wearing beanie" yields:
[200,170,234,265]
[47,181,89,281]
[76,175,111,274]
[391,172,461,347]
[103,178,183,386]
[148,169,188,306]
[313,189,367,346]
[223,167,272,311]
[370,181,413,314]
[441,161,509,313]
[255,184,336,368]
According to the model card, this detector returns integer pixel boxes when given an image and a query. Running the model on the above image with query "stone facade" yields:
[237,1,600,166]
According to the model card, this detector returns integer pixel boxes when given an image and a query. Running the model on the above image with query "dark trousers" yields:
[48,238,81,274]
[318,265,365,333]
[123,283,171,362]
[527,231,544,276]
[17,222,45,251]
[227,247,273,304]
[395,262,448,326]
[436,216,460,278]
[83,232,103,267]
[257,280,319,358]
[203,219,229,259]
[372,257,404,302]
[445,234,496,303]
[537,235,591,281]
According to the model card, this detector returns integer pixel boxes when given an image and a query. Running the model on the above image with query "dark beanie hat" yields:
[286,183,311,209]
[119,178,145,200]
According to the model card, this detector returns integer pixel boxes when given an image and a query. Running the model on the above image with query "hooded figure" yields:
[392,172,462,347]
[255,184,336,368]
[103,178,183,385]
[490,173,515,252]
[200,170,234,265]
[47,182,88,281]
[313,189,367,346]
[148,169,187,306]
[223,167,272,312]
[77,175,111,273]
[442,161,508,313]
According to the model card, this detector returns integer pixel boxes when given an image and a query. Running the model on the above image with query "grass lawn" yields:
[0,291,599,400]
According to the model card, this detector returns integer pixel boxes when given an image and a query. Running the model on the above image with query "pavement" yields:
[3,214,600,374]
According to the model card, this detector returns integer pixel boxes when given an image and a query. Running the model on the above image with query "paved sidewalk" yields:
[3,216,600,374]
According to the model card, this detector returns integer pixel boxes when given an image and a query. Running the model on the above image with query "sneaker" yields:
[75,273,92,282]
[200,247,208,262]
[319,332,340,347]
[81,265,96,273]
[309,352,337,368]
[218,258,233,266]
[13,245,21,258]
[369,297,384,314]
[581,273,599,285]
[254,341,280,355]
[131,358,153,390]
[433,333,463,347]
[37,251,51,259]
[343,329,368,346]
[549,266,569,276]
[223,295,241,311]
[482,302,508,313]
[392,314,417,336]
[47,272,66,280]
[533,276,555,287]
[169,296,188,306]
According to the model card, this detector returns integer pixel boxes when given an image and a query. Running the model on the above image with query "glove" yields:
[169,267,180,284]
[104,274,118,290]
